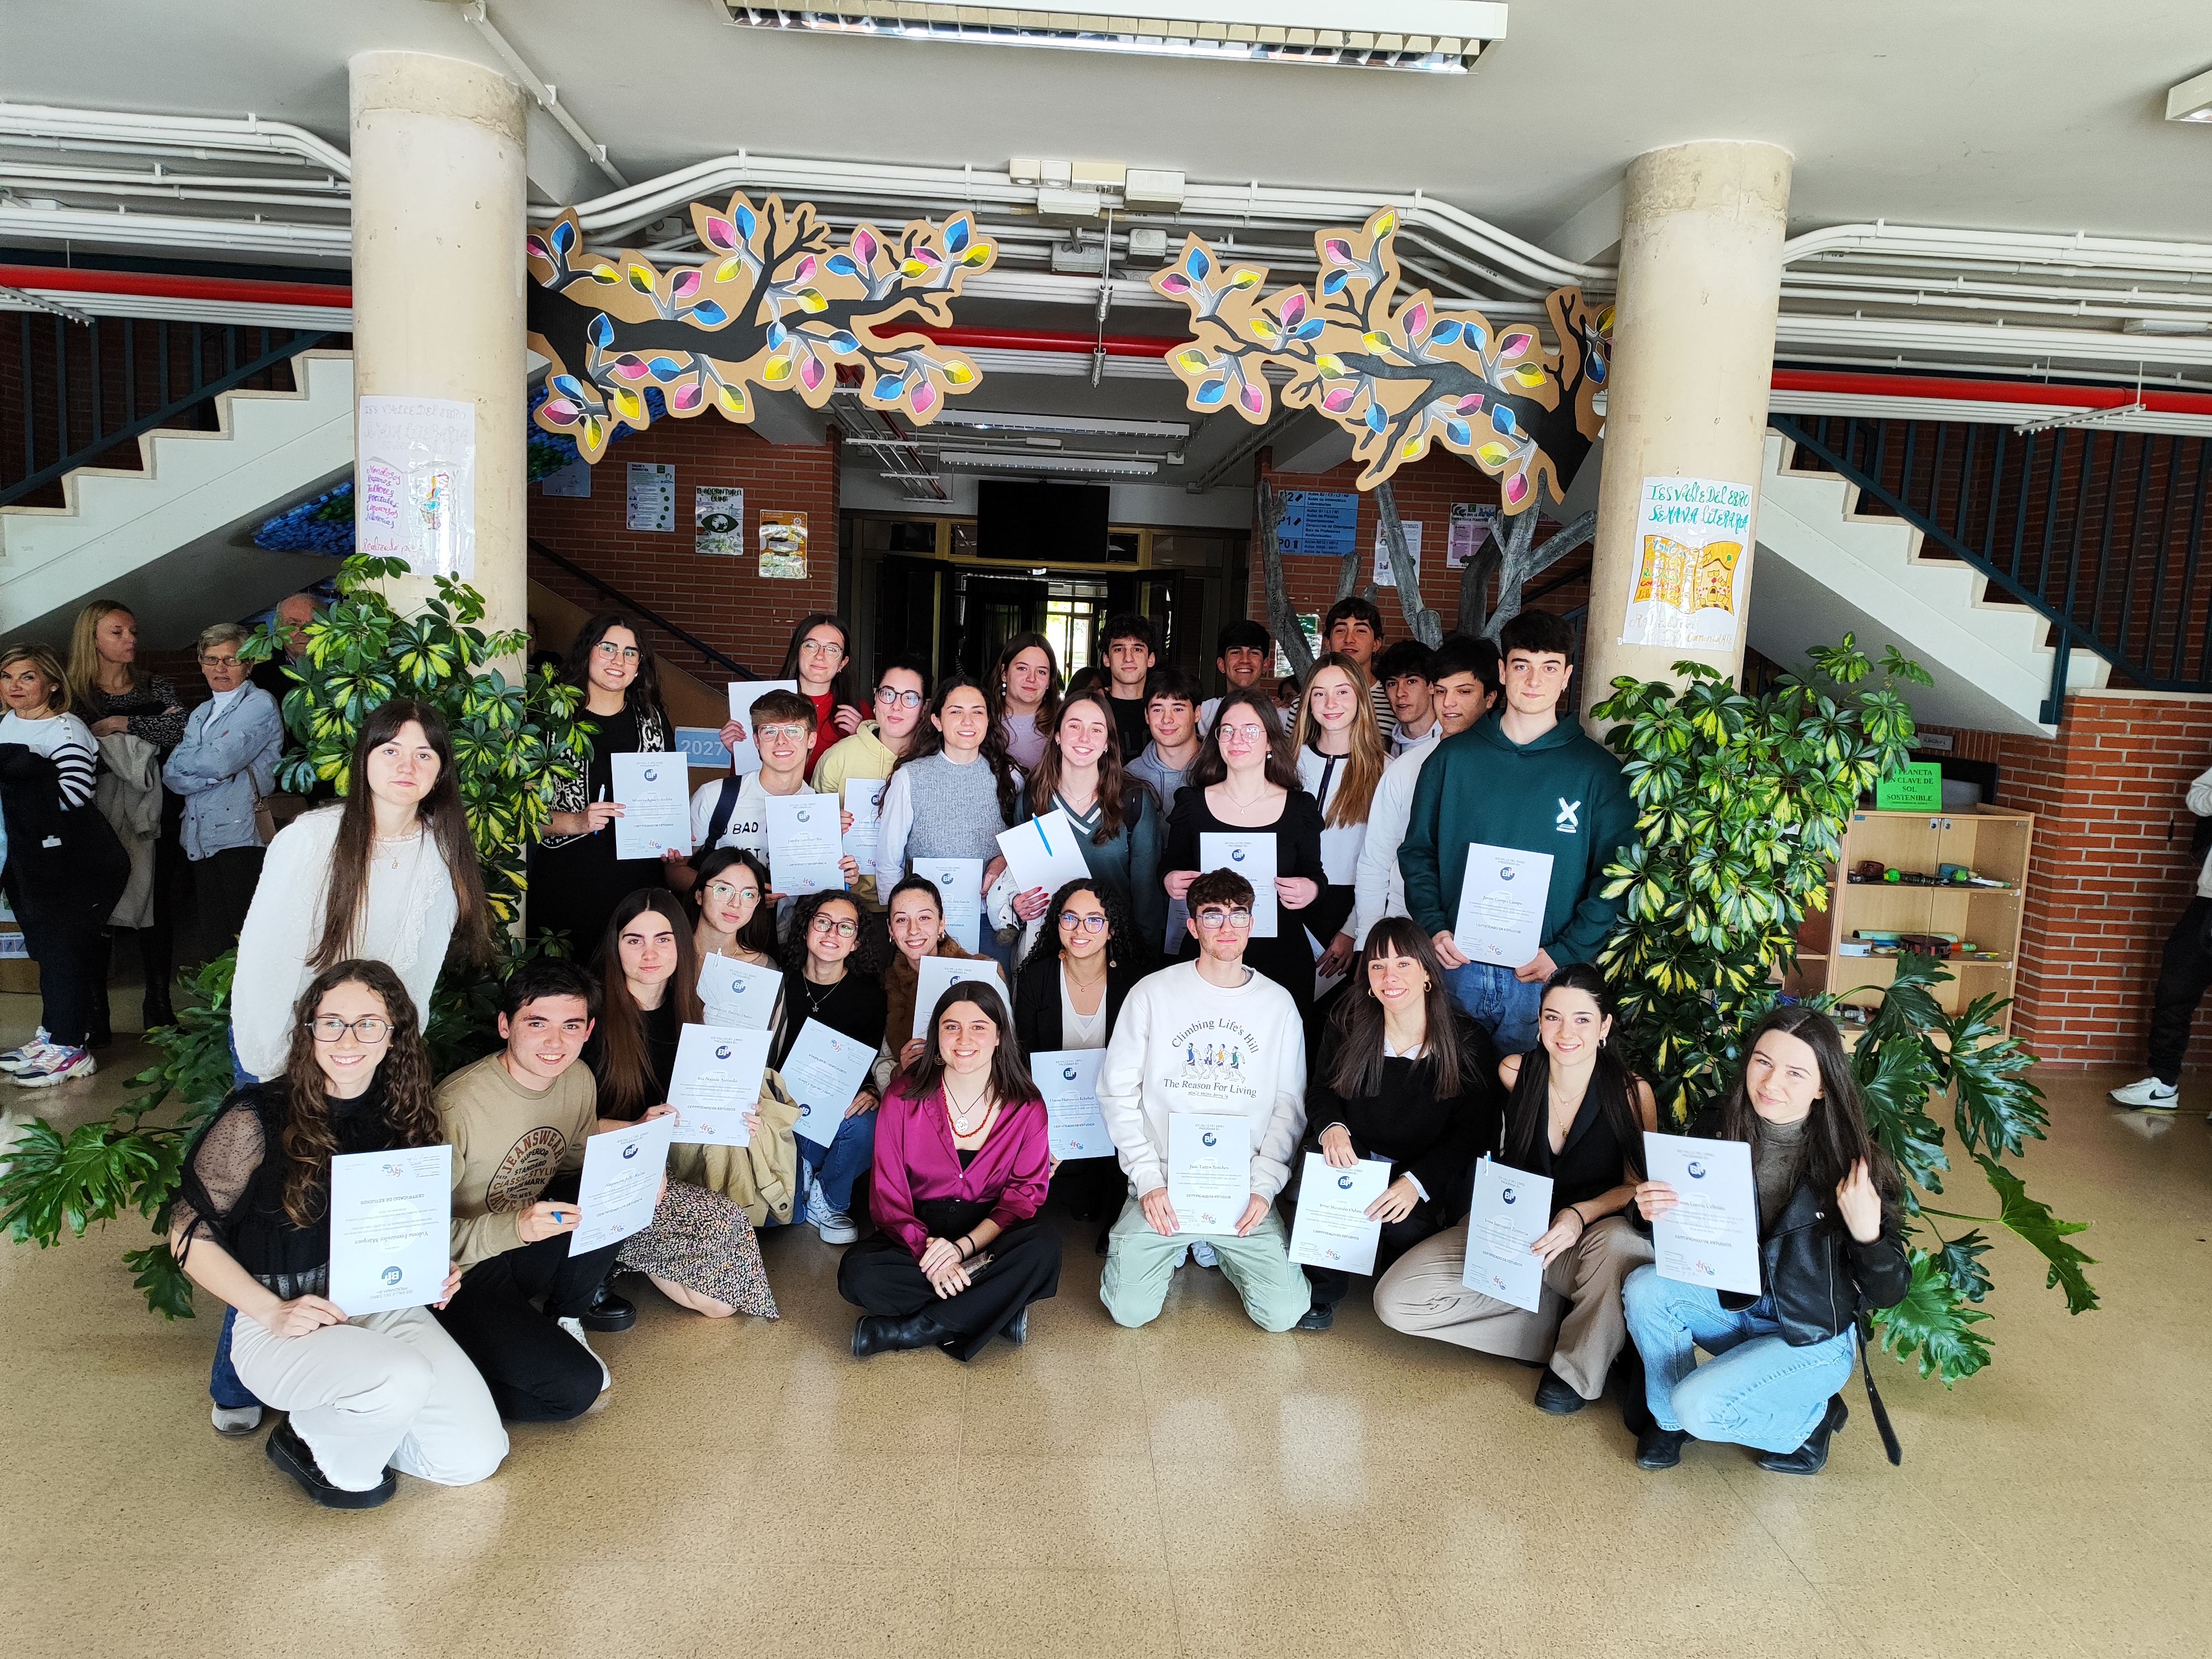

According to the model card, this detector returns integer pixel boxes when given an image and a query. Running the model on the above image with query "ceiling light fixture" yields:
[926,409,1190,440]
[716,3,1507,72]
[2167,66,2212,123]
[938,450,1160,476]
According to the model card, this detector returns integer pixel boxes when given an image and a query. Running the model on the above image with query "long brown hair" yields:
[898,978,1039,1107]
[893,672,1021,825]
[592,888,705,1120]
[779,612,858,707]
[1188,686,1300,791]
[1025,688,1135,843]
[1324,918,1484,1101]
[277,959,440,1228]
[1292,651,1386,828]
[562,609,665,719]
[1501,963,1648,1181]
[311,698,489,972]
[1719,1004,1901,1234]
[991,630,1063,728]
[66,599,144,712]
[691,847,779,960]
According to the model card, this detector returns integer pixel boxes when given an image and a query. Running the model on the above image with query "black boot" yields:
[1635,1426,1689,1469]
[1757,1395,1849,1475]
[137,924,175,1031]
[265,1418,395,1509]
[851,1310,951,1358]
[580,1280,637,1332]
[86,931,114,1050]
[1535,1371,1587,1414]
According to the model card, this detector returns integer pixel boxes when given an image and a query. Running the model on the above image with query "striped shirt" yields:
[0,711,98,808]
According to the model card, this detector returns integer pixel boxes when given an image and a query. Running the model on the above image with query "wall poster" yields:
[1372,520,1421,588]
[760,510,808,580]
[357,395,476,580]
[695,486,745,557]
[1447,502,1497,569]
[627,463,676,532]
[1620,476,1754,651]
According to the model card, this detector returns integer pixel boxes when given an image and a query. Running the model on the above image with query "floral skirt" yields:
[618,1180,779,1318]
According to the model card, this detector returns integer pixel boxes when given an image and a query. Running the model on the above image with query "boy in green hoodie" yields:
[1398,611,1635,1053]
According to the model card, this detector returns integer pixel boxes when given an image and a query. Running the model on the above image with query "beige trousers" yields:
[1373,1214,1654,1400]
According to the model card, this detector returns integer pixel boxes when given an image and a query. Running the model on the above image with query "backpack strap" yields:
[702,776,744,854]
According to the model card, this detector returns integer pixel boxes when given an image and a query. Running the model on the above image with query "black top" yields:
[773,967,889,1068]
[1013,954,1135,1053]
[585,994,682,1121]
[1162,784,1329,1012]
[1515,1082,1635,1220]
[82,674,189,756]
[1107,692,1151,765]
[169,1075,404,1296]
[528,703,670,951]
[1306,1015,1502,1212]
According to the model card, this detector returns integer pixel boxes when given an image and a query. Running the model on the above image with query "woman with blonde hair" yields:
[1290,651,1387,997]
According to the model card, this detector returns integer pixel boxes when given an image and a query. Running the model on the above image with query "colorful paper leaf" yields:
[1476,441,1511,466]
[717,384,748,414]
[873,374,907,399]
[582,414,603,447]
[734,205,758,239]
[627,264,656,296]
[912,379,940,414]
[1194,378,1228,406]
[1498,330,1535,361]
[1492,406,1519,436]
[1227,269,1262,290]
[1510,363,1548,389]
[1158,272,1192,295]
[646,356,682,378]
[795,288,828,314]
[767,322,788,349]
[688,300,728,327]
[1246,317,1281,345]
[1504,472,1530,505]
[1430,319,1463,344]
[1360,331,1392,353]
[1239,382,1265,415]
[1185,246,1211,280]
[854,228,879,265]
[612,357,651,381]
[945,217,971,255]
[1322,269,1351,295]
[588,264,619,285]
[1455,393,1485,413]
[961,244,993,267]
[1280,293,1306,326]
[611,387,643,421]
[703,215,737,252]
[764,354,793,383]
[799,354,825,390]
[551,374,586,400]
[1321,387,1356,413]
[826,253,859,278]
[1365,401,1387,434]
[1401,432,1425,458]
[1292,319,1325,341]
[715,257,745,284]
[945,359,978,385]
[670,382,703,411]
[1373,209,1397,237]
[525,234,549,261]
[1322,237,1353,265]
[542,398,578,424]
[822,330,859,353]
[1175,348,1212,373]
[585,315,613,349]
[1314,354,1344,375]
[671,269,702,300]
[1445,418,1472,445]
[1403,301,1429,338]
[551,220,576,255]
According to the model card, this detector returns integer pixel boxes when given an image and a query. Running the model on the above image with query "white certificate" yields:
[779,1018,875,1147]
[1452,842,1554,968]
[568,1115,675,1256]
[911,956,1009,1039]
[698,952,783,1031]
[1034,1049,1111,1161]
[327,1145,452,1315]
[1286,1151,1391,1276]
[1646,1131,1762,1295]
[1166,1113,1253,1236]
[996,810,1093,900]
[911,857,984,953]
[1310,926,1349,1002]
[1463,1155,1553,1313]
[1200,832,1277,937]
[666,1023,769,1146]
[1164,893,1189,955]
[764,791,846,895]
[610,752,691,862]
[725,679,800,776]
[844,778,885,877]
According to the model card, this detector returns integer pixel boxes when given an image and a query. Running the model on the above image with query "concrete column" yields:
[348,52,529,659]
[1579,140,1792,725]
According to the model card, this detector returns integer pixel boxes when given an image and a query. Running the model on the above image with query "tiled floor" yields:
[0,993,2204,1658]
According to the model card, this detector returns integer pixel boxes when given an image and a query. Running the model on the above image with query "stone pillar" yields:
[348,52,529,659]
[1579,140,1792,725]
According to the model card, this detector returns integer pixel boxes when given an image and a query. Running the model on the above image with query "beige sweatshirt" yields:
[438,1051,598,1272]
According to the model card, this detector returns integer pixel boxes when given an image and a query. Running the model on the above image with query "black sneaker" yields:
[1757,1395,1849,1475]
[1635,1425,1689,1469]
[1534,1371,1587,1414]
[579,1282,637,1332]
[1294,1303,1335,1332]
[265,1418,395,1509]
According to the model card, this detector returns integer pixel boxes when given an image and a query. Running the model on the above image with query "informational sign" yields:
[759,509,808,580]
[1373,519,1421,588]
[1276,489,1360,557]
[1447,502,1496,570]
[1874,761,1944,813]
[627,462,676,532]
[695,486,744,556]
[357,395,476,580]
[1620,476,1754,651]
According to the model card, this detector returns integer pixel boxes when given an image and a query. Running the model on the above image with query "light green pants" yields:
[1098,1194,1313,1332]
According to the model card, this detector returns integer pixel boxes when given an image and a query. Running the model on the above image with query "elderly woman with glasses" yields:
[770,890,890,1245]
[162,623,286,957]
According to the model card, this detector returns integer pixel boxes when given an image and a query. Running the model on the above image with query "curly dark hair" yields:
[780,889,886,977]
[277,959,440,1229]
[1017,876,1135,988]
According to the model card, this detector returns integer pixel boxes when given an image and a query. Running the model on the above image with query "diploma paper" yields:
[327,1145,452,1315]
[997,810,1093,901]
[1645,1132,1762,1295]
[911,956,1009,1039]
[1200,832,1277,937]
[1034,1049,1111,1161]
[844,778,885,877]
[1286,1152,1391,1275]
[1452,842,1554,968]
[698,952,784,1031]
[569,1115,675,1256]
[610,752,692,862]
[724,679,800,776]
[667,1024,769,1145]
[1167,1113,1253,1236]
[779,1018,876,1147]
[911,857,985,953]
[1164,893,1189,954]
[1463,1155,1553,1312]
[764,792,846,895]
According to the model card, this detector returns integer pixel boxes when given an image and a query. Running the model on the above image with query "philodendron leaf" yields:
[1979,1155,2099,1314]
[1875,1247,1992,1384]
[0,1118,168,1245]
[124,1243,196,1321]
[1937,1229,1995,1303]
[1855,1028,1949,1201]
[1945,993,2047,1159]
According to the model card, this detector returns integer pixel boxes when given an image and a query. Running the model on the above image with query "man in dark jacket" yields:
[1398,610,1635,1053]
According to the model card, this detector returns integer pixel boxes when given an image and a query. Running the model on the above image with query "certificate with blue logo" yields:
[1199,832,1277,937]
[779,1019,875,1149]
[1286,1151,1390,1275]
[1464,1155,1552,1312]
[570,1115,675,1256]
[763,791,846,895]
[1645,1131,1761,1295]
[1451,842,1553,968]
[327,1145,451,1315]
[698,952,783,1031]
[1032,1048,1109,1161]
[1167,1112,1251,1235]
[666,1023,769,1146]
[610,750,691,861]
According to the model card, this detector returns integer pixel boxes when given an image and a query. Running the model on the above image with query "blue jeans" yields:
[798,1109,877,1215]
[1624,1266,1856,1453]
[1444,960,1545,1055]
[209,1028,265,1411]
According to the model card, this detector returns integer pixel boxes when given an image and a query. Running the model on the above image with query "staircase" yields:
[0,347,354,650]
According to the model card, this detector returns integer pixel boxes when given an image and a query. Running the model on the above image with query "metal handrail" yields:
[528,539,758,680]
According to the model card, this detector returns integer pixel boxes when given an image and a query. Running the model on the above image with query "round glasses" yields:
[875,686,925,708]
[1059,911,1109,933]
[1194,907,1254,930]
[592,641,641,662]
[756,723,810,744]
[1218,723,1268,744]
[308,1015,391,1044]
[808,914,859,938]
[706,880,759,905]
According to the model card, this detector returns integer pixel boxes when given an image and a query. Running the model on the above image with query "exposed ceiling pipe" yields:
[457,1,628,190]
[0,101,352,175]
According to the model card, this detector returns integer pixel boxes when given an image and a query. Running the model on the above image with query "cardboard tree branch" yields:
[525,194,997,461]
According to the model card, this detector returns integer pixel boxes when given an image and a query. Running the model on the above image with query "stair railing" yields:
[529,540,759,681]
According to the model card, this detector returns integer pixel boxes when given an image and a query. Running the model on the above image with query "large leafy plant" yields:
[0,555,588,1314]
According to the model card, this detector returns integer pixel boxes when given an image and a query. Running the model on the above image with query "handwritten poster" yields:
[1447,502,1496,569]
[356,395,476,579]
[696,486,744,557]
[1373,519,1421,588]
[1620,476,1754,651]
[759,510,807,580]
[627,463,675,532]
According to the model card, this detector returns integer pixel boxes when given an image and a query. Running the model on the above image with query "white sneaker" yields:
[211,1404,264,1437]
[2109,1076,2179,1110]
[1191,1241,1219,1269]
[0,1029,49,1073]
[805,1183,859,1244]
[557,1316,612,1393]
[12,1042,94,1088]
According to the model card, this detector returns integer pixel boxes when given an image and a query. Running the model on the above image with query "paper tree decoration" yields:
[1151,207,1610,507]
[526,193,997,462]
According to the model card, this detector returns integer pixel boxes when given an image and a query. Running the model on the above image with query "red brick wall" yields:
[526,417,842,681]
[1919,691,2212,1070]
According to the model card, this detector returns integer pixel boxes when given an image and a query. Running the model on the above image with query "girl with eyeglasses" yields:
[770,890,890,1244]
[989,631,1062,772]
[691,847,779,971]
[811,656,931,913]
[531,611,680,955]
[166,959,507,1507]
[1013,877,1137,1225]
[778,613,868,775]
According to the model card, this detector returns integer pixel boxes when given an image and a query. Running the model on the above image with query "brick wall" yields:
[526,416,842,682]
[1919,691,2212,1070]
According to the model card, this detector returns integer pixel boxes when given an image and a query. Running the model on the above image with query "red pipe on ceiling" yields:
[0,263,352,310]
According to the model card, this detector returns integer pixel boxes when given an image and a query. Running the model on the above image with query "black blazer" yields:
[1013,954,1133,1053]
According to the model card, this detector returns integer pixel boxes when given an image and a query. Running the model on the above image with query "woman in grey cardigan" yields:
[162,624,285,957]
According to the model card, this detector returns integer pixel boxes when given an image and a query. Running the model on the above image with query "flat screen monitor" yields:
[975,481,1111,563]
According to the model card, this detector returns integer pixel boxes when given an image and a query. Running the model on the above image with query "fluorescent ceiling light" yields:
[2168,66,2212,122]
[926,409,1190,439]
[717,4,1506,72]
[938,450,1159,476]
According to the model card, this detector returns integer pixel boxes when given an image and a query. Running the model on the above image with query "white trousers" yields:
[230,1303,508,1492]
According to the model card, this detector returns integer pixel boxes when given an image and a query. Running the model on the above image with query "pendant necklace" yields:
[945,1078,992,1136]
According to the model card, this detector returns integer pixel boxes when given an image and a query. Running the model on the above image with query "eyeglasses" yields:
[307,1015,391,1044]
[1194,907,1254,930]
[874,686,924,708]
[808,914,859,938]
[799,639,844,657]
[1059,911,1109,933]
[198,653,243,667]
[757,723,810,744]
[592,641,641,662]
[705,881,759,904]
[1219,723,1268,744]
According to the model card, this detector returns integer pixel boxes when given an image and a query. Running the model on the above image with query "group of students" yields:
[27,592,1909,1511]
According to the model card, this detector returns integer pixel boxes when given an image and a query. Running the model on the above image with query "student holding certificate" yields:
[770,890,890,1244]
[690,848,780,976]
[683,688,857,904]
[1161,687,1327,1022]
[998,689,1165,959]
[1014,878,1140,1224]
[1374,964,1655,1416]
[879,874,988,1083]
[167,961,505,1509]
[812,656,930,910]
[1289,654,1389,1004]
[840,980,1060,1359]
[1624,1006,1910,1475]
